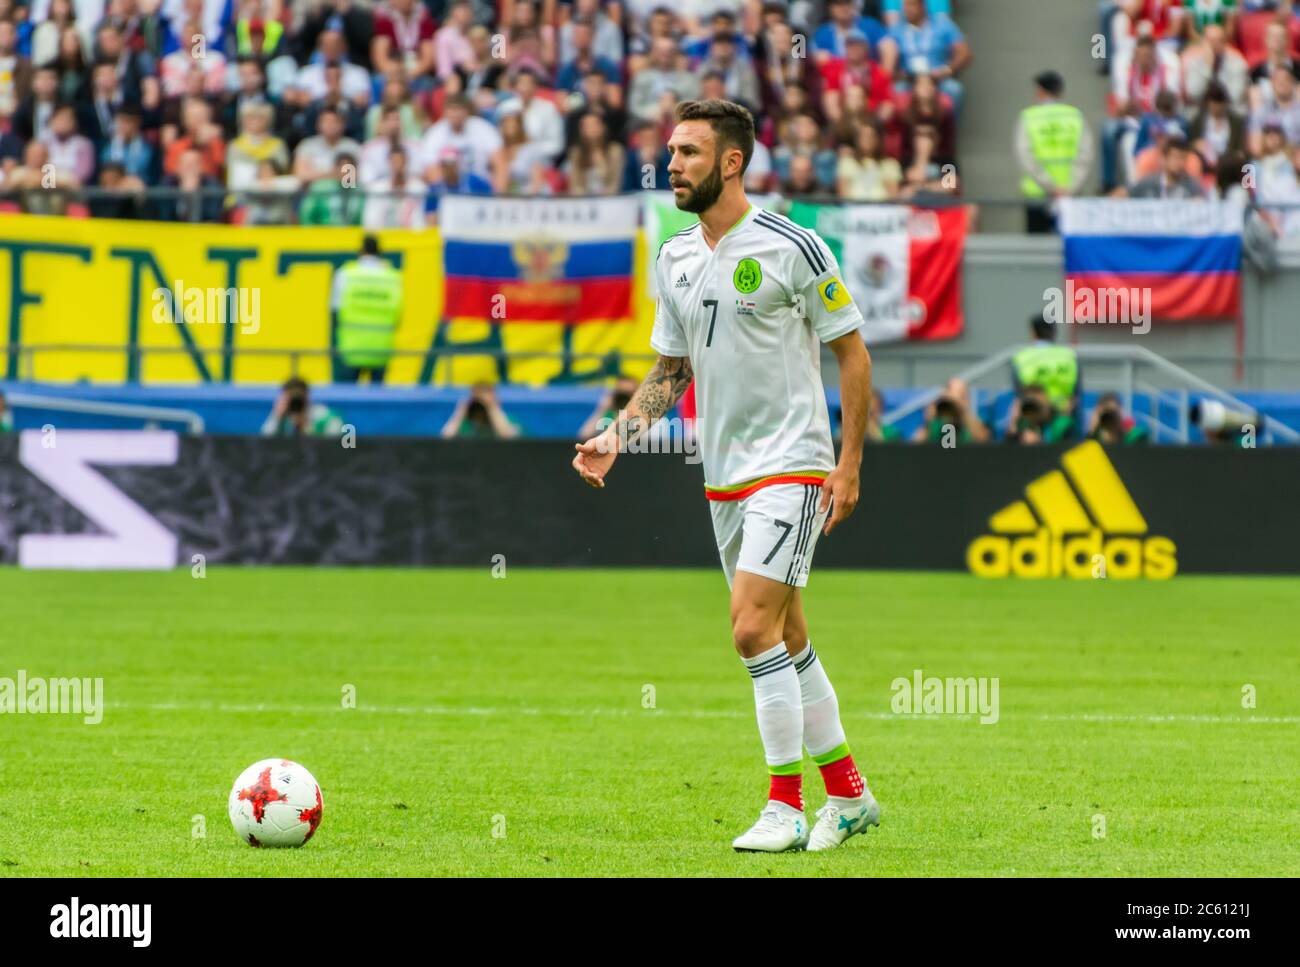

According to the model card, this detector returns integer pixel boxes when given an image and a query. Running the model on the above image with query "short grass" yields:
[0,568,1296,877]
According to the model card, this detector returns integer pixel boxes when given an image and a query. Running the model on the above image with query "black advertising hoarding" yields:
[0,432,1296,575]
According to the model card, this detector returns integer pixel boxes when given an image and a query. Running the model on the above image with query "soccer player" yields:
[572,99,879,852]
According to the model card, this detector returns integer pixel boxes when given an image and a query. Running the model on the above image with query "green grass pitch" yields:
[0,567,1296,877]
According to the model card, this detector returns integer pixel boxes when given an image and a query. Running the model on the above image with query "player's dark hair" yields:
[674,98,755,175]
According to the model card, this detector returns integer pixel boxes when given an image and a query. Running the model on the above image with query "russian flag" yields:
[1059,199,1244,322]
[439,196,638,324]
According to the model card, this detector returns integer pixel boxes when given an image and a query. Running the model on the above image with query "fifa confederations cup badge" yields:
[734,258,762,294]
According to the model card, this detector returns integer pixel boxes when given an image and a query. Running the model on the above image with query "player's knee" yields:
[731,610,781,657]
[782,615,808,652]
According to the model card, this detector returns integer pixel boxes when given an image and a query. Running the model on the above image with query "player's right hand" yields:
[573,433,618,488]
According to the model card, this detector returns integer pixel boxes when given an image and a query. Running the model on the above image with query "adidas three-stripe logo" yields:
[674,273,690,288]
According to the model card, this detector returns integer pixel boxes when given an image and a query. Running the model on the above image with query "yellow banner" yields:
[0,215,657,386]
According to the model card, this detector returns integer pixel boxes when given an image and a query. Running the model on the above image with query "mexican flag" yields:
[788,202,968,343]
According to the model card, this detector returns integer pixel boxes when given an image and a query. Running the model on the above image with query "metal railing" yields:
[5,389,205,433]
[880,344,1300,445]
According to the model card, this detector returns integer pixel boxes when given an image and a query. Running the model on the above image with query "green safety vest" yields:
[236,18,285,57]
[1012,344,1079,409]
[336,260,403,368]
[1020,102,1085,199]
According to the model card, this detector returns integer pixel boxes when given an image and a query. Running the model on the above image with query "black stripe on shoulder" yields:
[757,211,828,273]
[657,224,698,260]
[754,212,826,275]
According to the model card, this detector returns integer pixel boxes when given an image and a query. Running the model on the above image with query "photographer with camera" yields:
[1011,312,1081,438]
[1191,399,1259,448]
[441,382,522,439]
[1007,384,1075,445]
[1088,392,1149,445]
[261,377,346,437]
[910,377,990,444]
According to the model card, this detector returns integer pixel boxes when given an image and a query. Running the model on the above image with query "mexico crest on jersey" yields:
[733,258,763,294]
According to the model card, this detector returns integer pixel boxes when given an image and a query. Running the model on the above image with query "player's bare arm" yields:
[572,353,694,488]
[820,331,872,535]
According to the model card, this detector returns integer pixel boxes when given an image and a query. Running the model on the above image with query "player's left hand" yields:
[819,465,859,536]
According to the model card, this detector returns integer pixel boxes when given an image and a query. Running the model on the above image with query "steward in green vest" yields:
[1012,314,1082,436]
[1015,71,1094,233]
[333,236,403,383]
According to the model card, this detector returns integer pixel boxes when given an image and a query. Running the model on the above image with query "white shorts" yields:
[709,482,829,589]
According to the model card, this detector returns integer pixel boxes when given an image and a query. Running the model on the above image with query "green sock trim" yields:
[812,742,852,767]
[768,759,803,776]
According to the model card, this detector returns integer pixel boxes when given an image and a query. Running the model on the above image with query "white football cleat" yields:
[807,791,881,851]
[732,800,810,853]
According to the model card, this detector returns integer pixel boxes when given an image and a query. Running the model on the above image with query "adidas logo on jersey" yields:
[966,441,1177,579]
[674,273,690,289]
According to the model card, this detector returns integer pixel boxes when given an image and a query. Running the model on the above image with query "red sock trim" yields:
[818,755,865,799]
[769,773,803,811]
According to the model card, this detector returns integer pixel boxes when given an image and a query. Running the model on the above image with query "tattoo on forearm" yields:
[616,355,693,443]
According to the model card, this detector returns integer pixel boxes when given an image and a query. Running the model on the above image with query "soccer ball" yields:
[228,758,324,848]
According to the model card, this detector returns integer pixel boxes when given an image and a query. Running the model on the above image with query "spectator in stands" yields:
[500,68,567,161]
[362,146,427,228]
[565,111,624,194]
[163,96,225,180]
[781,152,822,195]
[364,75,422,142]
[54,26,88,103]
[299,151,364,225]
[1131,117,1206,183]
[1254,122,1300,236]
[697,31,760,114]
[0,20,32,120]
[242,159,299,225]
[1015,70,1095,233]
[287,26,372,111]
[94,23,159,114]
[435,1,477,81]
[1248,63,1300,153]
[427,146,493,220]
[560,0,624,67]
[228,0,288,62]
[489,113,550,195]
[820,27,896,128]
[222,59,274,138]
[441,383,522,439]
[30,0,75,69]
[158,145,223,222]
[911,378,990,444]
[899,121,959,198]
[1011,313,1081,432]
[79,62,124,155]
[11,65,59,142]
[40,102,94,185]
[371,0,437,92]
[682,8,750,67]
[361,105,421,186]
[564,68,627,148]
[160,20,226,97]
[898,71,955,165]
[814,0,895,73]
[837,119,902,200]
[1183,22,1249,112]
[577,374,639,440]
[1105,35,1182,190]
[89,161,146,219]
[621,118,670,191]
[101,104,155,183]
[227,101,288,191]
[1089,392,1150,445]
[261,377,345,437]
[557,15,621,92]
[419,92,503,182]
[773,113,837,193]
[1190,81,1247,173]
[889,0,970,113]
[294,106,361,185]
[1246,20,1300,89]
[628,35,697,124]
[1128,134,1208,196]
[757,20,824,126]
[297,62,367,143]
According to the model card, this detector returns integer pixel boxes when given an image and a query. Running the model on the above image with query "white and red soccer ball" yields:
[228,759,323,848]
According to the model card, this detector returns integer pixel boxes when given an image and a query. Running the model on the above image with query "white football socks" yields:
[788,640,847,759]
[742,641,804,771]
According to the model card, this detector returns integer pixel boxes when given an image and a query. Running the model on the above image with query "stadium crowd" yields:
[0,0,971,222]
[1020,0,1300,238]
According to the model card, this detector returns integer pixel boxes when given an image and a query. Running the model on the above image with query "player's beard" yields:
[673,159,724,214]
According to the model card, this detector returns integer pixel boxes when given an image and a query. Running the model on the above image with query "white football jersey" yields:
[650,205,865,498]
